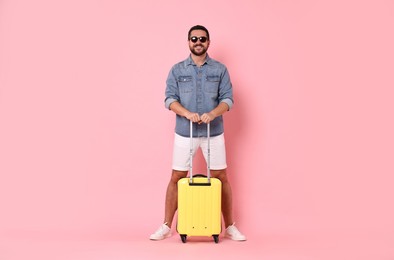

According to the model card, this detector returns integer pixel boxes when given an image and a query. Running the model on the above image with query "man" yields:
[150,25,246,241]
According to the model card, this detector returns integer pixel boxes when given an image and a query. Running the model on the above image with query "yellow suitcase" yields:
[177,122,222,243]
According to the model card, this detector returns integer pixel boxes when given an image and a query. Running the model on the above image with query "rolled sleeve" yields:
[220,98,233,110]
[164,67,179,110]
[218,67,234,110]
[165,97,178,110]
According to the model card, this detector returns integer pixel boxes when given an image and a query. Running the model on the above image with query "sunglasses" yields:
[190,36,208,43]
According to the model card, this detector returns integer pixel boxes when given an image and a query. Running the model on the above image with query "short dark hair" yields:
[188,25,210,40]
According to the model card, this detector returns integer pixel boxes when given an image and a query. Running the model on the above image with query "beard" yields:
[190,44,208,56]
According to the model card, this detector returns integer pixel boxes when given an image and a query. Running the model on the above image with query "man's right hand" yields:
[185,112,201,123]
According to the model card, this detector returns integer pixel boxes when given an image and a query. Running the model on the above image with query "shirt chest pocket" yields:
[205,75,220,93]
[177,76,193,93]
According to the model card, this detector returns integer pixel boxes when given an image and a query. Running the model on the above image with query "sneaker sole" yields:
[149,233,172,240]
[225,235,247,241]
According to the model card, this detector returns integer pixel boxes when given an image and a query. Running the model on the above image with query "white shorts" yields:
[172,133,227,171]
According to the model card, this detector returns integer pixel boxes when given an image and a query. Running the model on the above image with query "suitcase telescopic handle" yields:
[189,120,211,184]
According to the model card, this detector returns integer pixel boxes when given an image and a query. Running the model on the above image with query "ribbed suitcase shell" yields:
[177,176,222,237]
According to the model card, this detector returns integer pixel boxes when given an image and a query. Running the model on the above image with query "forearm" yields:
[169,101,189,117]
[200,102,229,124]
[169,101,201,122]
[169,101,229,124]
[209,102,229,117]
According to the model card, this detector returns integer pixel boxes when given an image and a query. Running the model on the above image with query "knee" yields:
[170,170,188,184]
[211,169,228,183]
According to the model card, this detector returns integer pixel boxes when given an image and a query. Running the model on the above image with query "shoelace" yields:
[156,223,169,236]
[227,223,241,235]
[227,222,236,230]
[156,226,165,235]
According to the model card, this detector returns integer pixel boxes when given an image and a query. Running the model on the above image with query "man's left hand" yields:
[200,112,216,124]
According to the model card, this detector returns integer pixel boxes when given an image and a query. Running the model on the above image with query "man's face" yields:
[188,30,210,56]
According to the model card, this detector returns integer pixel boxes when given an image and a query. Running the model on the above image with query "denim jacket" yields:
[165,55,234,137]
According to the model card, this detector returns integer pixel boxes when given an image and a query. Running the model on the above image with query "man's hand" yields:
[200,112,216,124]
[185,112,201,123]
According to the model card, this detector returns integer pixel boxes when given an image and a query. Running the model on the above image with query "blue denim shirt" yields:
[165,54,234,137]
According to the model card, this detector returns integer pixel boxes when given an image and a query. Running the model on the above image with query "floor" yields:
[1,228,393,260]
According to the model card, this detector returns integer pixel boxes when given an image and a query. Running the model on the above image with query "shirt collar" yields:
[186,54,212,66]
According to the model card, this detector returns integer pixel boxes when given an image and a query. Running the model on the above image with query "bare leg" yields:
[211,169,233,228]
[164,170,188,228]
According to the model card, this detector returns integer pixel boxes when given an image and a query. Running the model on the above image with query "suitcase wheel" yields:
[180,234,187,243]
[213,235,219,243]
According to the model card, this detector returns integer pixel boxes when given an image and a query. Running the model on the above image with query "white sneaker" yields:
[225,223,246,241]
[150,223,171,240]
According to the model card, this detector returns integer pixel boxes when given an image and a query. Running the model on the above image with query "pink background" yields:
[1,0,394,259]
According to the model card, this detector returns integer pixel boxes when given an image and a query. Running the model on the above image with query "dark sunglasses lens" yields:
[190,37,198,43]
[190,36,207,43]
